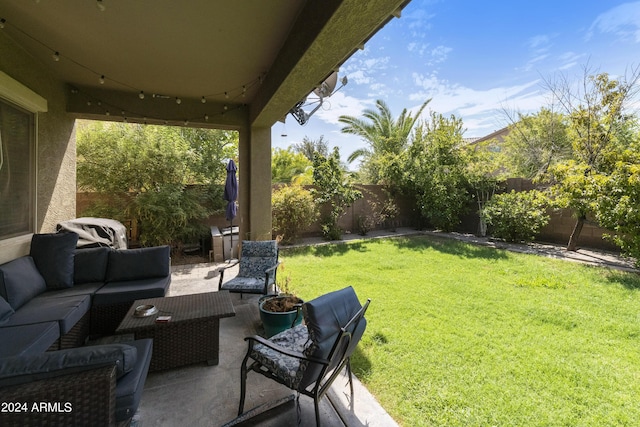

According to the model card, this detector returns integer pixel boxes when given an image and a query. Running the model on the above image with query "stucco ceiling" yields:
[0,0,409,127]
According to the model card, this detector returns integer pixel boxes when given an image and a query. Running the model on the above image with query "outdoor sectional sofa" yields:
[0,232,171,426]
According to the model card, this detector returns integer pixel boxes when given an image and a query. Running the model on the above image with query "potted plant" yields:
[258,266,303,337]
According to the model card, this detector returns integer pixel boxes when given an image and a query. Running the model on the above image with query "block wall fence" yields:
[77,179,618,251]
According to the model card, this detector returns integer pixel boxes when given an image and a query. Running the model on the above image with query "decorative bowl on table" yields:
[134,304,158,317]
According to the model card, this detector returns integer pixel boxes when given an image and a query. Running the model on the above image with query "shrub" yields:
[482,190,550,242]
[272,185,318,244]
[311,148,362,241]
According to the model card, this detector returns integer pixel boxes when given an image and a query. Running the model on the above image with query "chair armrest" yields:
[0,344,137,387]
[220,260,240,271]
[218,260,240,289]
[264,261,280,275]
[245,335,329,366]
[0,365,116,426]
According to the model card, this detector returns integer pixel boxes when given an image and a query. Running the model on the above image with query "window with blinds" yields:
[0,98,35,239]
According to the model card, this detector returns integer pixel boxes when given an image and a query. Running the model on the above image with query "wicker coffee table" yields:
[116,291,235,371]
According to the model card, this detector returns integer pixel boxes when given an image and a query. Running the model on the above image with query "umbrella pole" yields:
[228,219,233,262]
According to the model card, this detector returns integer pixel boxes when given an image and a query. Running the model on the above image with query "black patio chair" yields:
[237,286,370,426]
[218,240,280,297]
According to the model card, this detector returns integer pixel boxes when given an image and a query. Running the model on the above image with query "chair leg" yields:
[238,358,249,415]
[314,396,321,427]
[346,358,354,399]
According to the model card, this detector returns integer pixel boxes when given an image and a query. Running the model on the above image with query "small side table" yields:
[116,291,235,371]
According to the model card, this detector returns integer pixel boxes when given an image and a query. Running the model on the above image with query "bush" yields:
[482,190,550,242]
[272,185,317,244]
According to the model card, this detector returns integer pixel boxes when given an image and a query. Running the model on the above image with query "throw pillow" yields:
[30,232,79,289]
[0,257,47,310]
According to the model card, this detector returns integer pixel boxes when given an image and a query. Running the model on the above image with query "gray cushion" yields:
[93,276,170,306]
[114,338,153,422]
[0,342,139,387]
[0,322,60,358]
[250,324,311,388]
[0,295,14,324]
[106,246,170,282]
[74,247,110,284]
[0,257,47,310]
[44,282,104,299]
[4,294,91,335]
[300,286,366,388]
[30,232,79,289]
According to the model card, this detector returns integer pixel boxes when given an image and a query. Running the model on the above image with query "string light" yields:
[52,51,60,61]
[0,19,6,29]
[201,96,206,104]
[71,84,248,126]
[139,91,145,99]
[175,97,182,105]
[99,75,105,84]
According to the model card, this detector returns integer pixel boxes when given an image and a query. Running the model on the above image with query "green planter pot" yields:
[259,295,303,338]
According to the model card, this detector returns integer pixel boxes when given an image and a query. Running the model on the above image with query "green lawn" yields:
[280,235,640,427]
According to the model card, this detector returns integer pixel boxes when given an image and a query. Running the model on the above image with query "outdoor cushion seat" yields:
[0,322,60,358]
[250,324,312,388]
[3,294,91,335]
[43,282,104,300]
[93,276,171,306]
[219,240,280,296]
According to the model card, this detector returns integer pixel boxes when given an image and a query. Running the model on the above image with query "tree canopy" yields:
[339,99,430,184]
[77,121,238,247]
[271,147,313,184]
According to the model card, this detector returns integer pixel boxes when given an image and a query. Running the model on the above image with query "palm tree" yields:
[339,99,430,183]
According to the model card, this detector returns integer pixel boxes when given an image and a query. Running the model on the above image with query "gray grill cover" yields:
[56,217,128,249]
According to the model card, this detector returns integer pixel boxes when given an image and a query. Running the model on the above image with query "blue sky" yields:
[273,0,640,163]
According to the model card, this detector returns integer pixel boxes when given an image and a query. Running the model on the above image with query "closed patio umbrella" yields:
[223,160,238,260]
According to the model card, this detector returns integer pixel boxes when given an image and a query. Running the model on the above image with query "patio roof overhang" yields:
[0,0,410,130]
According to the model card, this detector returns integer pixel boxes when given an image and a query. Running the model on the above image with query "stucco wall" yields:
[0,32,76,263]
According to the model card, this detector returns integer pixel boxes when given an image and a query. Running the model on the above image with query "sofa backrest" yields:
[106,246,171,282]
[74,247,110,285]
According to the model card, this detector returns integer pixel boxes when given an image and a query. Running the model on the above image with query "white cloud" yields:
[407,42,429,56]
[589,1,640,42]
[312,91,374,126]
[428,45,452,65]
[409,72,548,136]
[528,34,552,49]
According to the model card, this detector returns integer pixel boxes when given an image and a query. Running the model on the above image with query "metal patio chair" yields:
[218,240,280,297]
[237,286,370,426]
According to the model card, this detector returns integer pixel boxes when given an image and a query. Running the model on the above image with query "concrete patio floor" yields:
[136,259,397,427]
[135,228,637,426]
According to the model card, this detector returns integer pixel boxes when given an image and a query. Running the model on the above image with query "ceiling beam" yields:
[250,0,409,128]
